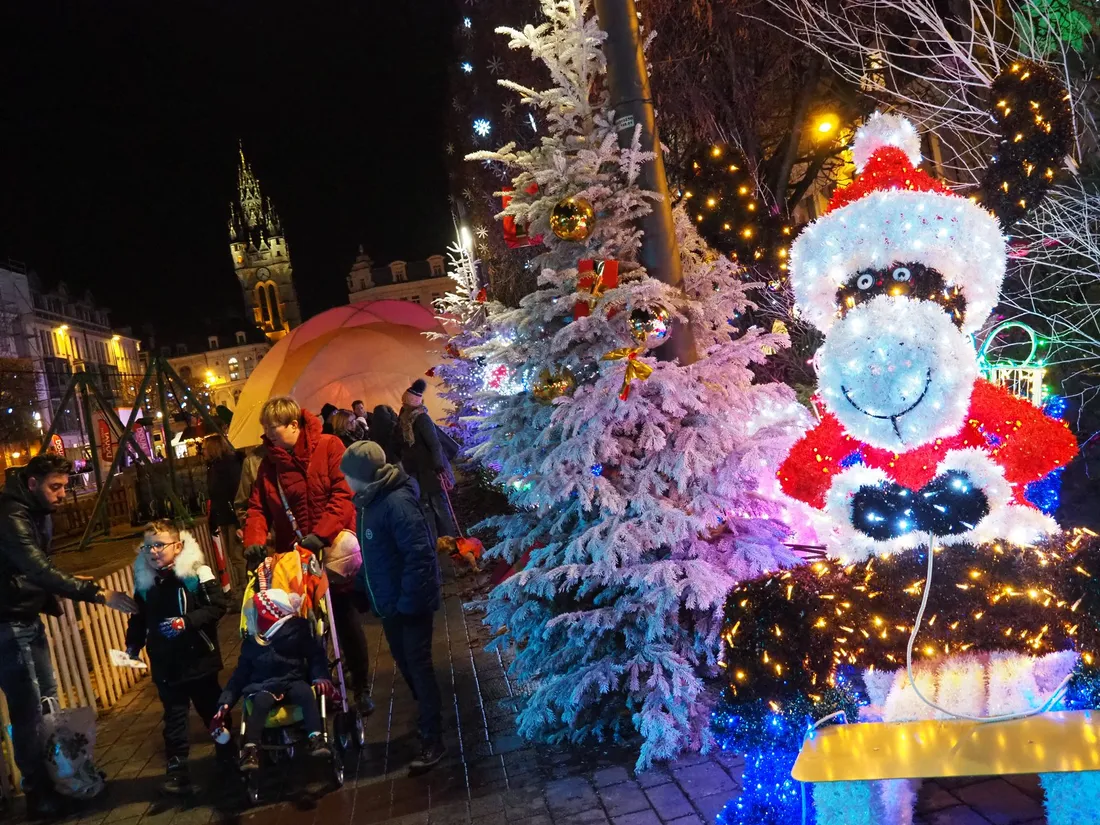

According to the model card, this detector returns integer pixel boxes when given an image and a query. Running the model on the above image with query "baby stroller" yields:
[235,547,366,805]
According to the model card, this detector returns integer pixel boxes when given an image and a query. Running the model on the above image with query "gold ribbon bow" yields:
[602,347,654,400]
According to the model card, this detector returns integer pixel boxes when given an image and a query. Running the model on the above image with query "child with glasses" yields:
[125,520,228,794]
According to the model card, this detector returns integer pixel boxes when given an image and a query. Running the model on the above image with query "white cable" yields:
[905,533,1073,722]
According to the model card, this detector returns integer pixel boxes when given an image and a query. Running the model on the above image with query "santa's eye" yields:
[856,273,875,290]
[892,267,911,282]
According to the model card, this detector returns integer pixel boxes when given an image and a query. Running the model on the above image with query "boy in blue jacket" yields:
[210,589,337,771]
[340,440,445,771]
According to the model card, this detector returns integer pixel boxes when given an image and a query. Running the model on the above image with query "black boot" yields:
[306,733,331,759]
[409,737,446,772]
[239,744,260,772]
[24,787,65,821]
[162,756,192,794]
[354,688,375,716]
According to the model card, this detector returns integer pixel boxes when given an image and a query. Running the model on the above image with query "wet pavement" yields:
[16,569,1053,825]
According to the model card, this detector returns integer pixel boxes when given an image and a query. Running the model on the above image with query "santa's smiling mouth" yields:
[841,368,933,441]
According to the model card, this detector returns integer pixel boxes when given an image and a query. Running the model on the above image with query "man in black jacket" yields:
[0,455,136,818]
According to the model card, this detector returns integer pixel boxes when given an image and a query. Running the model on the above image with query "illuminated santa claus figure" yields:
[778,113,1077,562]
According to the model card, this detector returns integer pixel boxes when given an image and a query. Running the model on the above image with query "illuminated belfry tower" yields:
[228,143,301,342]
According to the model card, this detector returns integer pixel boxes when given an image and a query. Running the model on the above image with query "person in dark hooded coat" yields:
[397,379,458,540]
[340,440,444,772]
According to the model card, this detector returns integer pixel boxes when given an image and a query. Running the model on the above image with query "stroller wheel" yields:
[355,711,366,749]
[331,750,345,788]
[246,774,261,805]
[332,712,349,753]
[284,744,295,761]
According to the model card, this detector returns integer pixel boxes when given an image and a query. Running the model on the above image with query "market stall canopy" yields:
[227,300,449,447]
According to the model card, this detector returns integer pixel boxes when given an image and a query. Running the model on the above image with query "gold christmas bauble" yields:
[531,366,577,404]
[628,306,671,348]
[549,197,596,241]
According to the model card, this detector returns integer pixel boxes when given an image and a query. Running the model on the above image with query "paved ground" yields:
[11,568,1055,825]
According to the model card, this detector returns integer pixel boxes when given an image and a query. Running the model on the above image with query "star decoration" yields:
[445,142,455,155]
[447,193,456,204]
[487,56,504,75]
[475,226,489,239]
[462,188,475,202]
[502,100,516,117]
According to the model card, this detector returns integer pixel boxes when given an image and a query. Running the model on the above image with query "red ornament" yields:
[476,287,487,303]
[502,184,543,249]
[573,259,619,319]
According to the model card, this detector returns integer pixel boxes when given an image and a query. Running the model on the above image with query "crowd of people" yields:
[0,378,458,819]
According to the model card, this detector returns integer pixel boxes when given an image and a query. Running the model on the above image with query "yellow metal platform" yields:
[792,710,1100,782]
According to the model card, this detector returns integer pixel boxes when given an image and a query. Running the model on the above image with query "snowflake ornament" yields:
[472,118,492,137]
[462,188,474,202]
[487,56,504,75]
[502,100,516,117]
[445,142,455,156]
[475,225,488,239]
[452,97,464,112]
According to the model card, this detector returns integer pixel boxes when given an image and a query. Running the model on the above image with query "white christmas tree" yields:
[461,0,807,768]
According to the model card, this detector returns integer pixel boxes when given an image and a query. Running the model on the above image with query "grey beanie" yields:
[340,439,388,482]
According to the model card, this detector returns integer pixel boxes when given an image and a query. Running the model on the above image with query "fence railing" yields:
[0,519,218,800]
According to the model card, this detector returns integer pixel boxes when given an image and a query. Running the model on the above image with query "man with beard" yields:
[0,454,136,818]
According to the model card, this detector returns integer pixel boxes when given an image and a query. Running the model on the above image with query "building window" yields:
[389,261,408,283]
[427,255,445,277]
[176,343,187,355]
[256,284,270,327]
[208,335,219,350]
[267,283,281,328]
[235,331,246,345]
[228,357,239,381]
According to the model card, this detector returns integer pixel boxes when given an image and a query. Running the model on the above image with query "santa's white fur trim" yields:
[790,188,1006,335]
[853,113,923,172]
[133,530,210,595]
[870,650,1077,723]
[816,297,979,451]
[932,449,1060,547]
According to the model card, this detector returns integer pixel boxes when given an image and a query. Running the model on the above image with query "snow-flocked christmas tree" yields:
[454,0,808,769]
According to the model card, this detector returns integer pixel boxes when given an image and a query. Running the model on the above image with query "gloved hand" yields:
[244,544,268,571]
[210,704,231,733]
[299,534,325,553]
[158,617,186,638]
[313,679,339,701]
[125,646,141,661]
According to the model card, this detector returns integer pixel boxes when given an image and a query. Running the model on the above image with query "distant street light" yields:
[815,114,839,137]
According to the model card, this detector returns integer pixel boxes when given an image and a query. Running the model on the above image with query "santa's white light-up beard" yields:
[815,295,979,452]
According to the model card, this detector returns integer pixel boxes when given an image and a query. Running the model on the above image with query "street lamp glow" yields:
[57,325,68,333]
[111,334,120,342]
[815,114,839,136]
[459,226,474,251]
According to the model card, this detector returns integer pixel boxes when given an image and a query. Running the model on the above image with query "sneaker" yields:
[239,744,260,772]
[306,732,331,759]
[162,757,192,795]
[409,738,446,772]
[354,689,375,716]
[24,788,65,821]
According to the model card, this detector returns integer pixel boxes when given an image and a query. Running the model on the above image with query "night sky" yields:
[0,1,457,340]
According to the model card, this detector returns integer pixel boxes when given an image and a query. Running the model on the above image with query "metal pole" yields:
[77,375,109,542]
[593,0,696,366]
[154,361,180,508]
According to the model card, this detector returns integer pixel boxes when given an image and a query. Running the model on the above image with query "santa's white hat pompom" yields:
[852,112,922,172]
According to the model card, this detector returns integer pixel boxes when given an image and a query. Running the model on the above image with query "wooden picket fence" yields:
[0,520,219,800]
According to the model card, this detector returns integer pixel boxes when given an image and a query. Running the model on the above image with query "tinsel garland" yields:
[722,530,1100,704]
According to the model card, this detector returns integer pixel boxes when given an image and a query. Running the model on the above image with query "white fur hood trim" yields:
[133,530,213,595]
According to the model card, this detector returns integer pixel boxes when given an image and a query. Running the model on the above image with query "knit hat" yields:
[790,112,1006,336]
[340,439,388,483]
[402,378,427,408]
[320,403,338,421]
[254,588,302,637]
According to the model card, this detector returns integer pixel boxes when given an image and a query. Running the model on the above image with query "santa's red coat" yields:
[778,380,1078,510]
[244,409,355,552]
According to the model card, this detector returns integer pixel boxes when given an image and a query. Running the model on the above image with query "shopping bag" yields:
[42,699,105,800]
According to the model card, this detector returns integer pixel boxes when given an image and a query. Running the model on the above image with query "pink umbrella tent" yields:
[227,300,450,446]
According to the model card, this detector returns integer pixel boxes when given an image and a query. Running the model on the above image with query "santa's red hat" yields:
[790,112,1006,335]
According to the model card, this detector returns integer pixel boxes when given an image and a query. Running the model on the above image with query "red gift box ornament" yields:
[573,259,619,319]
[501,184,543,249]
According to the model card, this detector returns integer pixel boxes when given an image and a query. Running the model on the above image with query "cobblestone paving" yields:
[15,571,1053,825]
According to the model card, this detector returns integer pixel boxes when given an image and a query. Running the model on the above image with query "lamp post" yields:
[594,0,697,366]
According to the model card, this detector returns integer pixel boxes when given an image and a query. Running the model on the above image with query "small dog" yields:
[437,536,484,574]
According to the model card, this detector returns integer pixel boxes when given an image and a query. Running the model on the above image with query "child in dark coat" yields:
[125,520,228,794]
[340,440,445,772]
[210,589,337,770]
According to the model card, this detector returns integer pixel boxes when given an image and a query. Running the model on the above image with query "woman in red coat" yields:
[243,396,373,714]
